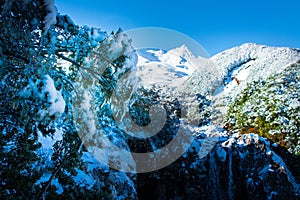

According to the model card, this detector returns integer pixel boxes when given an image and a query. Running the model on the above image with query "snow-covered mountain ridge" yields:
[211,43,300,100]
[133,43,300,125]
[135,43,300,98]
[212,43,300,79]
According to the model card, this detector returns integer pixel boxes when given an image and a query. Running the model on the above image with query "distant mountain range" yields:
[135,43,300,121]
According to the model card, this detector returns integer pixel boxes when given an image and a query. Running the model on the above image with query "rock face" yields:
[132,43,300,199]
[136,134,299,200]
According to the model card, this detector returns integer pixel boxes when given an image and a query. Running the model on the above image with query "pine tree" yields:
[0,0,136,198]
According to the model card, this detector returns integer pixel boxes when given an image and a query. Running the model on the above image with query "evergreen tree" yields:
[0,0,136,198]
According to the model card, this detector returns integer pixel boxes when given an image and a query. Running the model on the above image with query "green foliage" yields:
[226,63,300,155]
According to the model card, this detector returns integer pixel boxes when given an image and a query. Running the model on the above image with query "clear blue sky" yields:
[56,0,300,56]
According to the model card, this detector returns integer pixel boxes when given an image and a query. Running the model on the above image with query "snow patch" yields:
[43,75,65,116]
[80,91,96,136]
[19,74,65,118]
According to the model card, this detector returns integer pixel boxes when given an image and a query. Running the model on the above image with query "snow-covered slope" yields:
[213,43,300,80]
[135,45,210,90]
[211,43,300,100]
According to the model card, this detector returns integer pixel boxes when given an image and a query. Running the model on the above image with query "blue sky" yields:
[56,0,300,56]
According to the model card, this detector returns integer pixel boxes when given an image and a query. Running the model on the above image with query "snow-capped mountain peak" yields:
[135,45,206,90]
[167,44,196,59]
